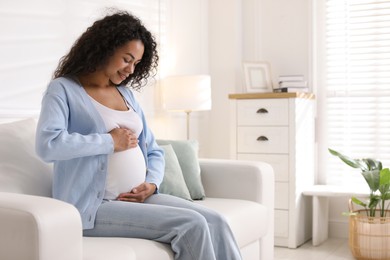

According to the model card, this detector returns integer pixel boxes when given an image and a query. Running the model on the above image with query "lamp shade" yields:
[162,75,212,112]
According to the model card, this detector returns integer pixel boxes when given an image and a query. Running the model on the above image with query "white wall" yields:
[0,0,164,116]
[147,0,211,155]
[0,0,68,116]
[207,0,242,158]
[257,0,312,86]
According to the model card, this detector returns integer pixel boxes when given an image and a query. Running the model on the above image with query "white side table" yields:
[302,185,370,246]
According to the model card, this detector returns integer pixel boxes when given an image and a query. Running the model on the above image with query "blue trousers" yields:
[83,194,242,260]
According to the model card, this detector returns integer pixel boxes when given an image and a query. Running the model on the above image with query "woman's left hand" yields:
[117,182,157,203]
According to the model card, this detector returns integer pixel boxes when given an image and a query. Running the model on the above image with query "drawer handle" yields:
[256,108,268,114]
[257,136,269,141]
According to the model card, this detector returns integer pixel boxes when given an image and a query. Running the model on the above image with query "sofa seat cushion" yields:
[83,237,173,260]
[194,198,267,248]
[82,198,266,260]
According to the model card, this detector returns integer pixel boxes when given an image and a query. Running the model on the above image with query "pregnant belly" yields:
[105,146,146,199]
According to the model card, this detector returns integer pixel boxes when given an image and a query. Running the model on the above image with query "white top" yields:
[302,185,370,197]
[90,97,146,200]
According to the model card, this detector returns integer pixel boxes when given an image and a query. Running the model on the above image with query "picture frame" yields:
[242,61,273,93]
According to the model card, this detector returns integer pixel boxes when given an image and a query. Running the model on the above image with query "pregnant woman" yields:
[35,10,241,260]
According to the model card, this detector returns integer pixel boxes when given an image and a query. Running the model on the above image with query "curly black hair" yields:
[54,10,159,91]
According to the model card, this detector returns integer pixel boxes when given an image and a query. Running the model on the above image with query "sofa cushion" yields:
[159,144,192,201]
[83,198,266,260]
[194,198,268,248]
[0,118,52,197]
[157,139,205,200]
[83,237,173,260]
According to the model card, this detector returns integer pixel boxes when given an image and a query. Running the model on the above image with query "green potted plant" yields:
[329,148,390,217]
[329,148,390,259]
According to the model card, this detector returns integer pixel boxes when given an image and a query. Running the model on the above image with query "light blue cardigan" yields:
[35,77,164,229]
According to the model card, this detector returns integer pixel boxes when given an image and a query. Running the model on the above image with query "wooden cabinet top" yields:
[228,92,315,100]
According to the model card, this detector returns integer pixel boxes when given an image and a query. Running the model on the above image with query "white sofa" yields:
[0,118,274,260]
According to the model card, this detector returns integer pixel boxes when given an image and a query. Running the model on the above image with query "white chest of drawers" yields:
[229,92,315,248]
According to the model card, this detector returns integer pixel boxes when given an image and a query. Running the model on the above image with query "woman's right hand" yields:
[109,128,138,152]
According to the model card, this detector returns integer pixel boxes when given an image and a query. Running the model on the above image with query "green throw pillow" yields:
[159,144,192,201]
[157,139,205,200]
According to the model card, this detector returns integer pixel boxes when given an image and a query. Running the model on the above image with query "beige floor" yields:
[274,238,355,260]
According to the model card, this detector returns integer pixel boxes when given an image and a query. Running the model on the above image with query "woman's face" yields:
[105,40,145,85]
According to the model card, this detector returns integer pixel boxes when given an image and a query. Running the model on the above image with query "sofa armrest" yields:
[199,159,274,206]
[0,192,83,260]
[199,159,275,260]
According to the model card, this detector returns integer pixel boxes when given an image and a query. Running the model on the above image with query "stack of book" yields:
[273,75,309,93]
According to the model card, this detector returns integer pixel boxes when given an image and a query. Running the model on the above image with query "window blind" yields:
[319,0,390,186]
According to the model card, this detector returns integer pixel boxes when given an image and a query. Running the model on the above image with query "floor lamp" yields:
[162,75,212,140]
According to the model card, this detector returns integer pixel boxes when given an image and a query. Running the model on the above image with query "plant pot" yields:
[349,209,390,260]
